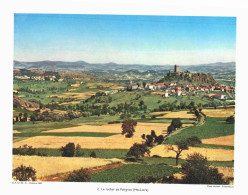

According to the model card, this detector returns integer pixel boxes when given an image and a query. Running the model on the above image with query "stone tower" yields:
[174,64,179,73]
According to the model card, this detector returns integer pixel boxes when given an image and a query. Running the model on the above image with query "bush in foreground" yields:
[12,165,36,181]
[64,168,91,182]
[181,153,228,184]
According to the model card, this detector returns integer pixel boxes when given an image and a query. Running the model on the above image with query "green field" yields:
[13,148,129,158]
[194,144,234,150]
[14,79,70,104]
[136,117,196,124]
[13,107,34,117]
[91,164,181,183]
[139,157,234,167]
[14,79,123,105]
[13,121,81,133]
[13,114,122,134]
[166,117,235,144]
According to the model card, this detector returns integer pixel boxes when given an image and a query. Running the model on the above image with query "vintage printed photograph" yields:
[12,14,236,184]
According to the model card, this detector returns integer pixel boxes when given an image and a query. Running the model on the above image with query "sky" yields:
[14,14,236,65]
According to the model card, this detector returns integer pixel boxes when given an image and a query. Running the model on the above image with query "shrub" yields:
[37,152,48,156]
[64,168,91,182]
[108,121,121,124]
[167,124,175,134]
[12,165,36,181]
[13,144,36,156]
[171,118,182,129]
[160,175,180,183]
[152,155,161,158]
[90,151,96,158]
[186,136,202,146]
[60,143,75,157]
[226,116,235,124]
[155,135,165,144]
[75,144,83,157]
[138,176,158,183]
[127,143,150,158]
[145,135,154,146]
[181,153,228,184]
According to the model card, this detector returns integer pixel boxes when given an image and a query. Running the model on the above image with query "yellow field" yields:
[68,83,82,91]
[217,167,234,180]
[57,92,97,99]
[201,135,234,146]
[70,83,81,87]
[59,101,81,105]
[13,123,170,149]
[13,130,20,133]
[151,92,165,95]
[86,82,124,90]
[55,91,98,104]
[13,136,144,149]
[149,144,234,161]
[13,155,121,179]
[150,111,196,119]
[44,122,168,134]
[202,108,235,117]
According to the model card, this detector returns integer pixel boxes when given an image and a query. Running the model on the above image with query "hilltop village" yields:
[127,65,235,101]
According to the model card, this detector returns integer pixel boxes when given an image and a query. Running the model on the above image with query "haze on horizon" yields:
[14,14,236,65]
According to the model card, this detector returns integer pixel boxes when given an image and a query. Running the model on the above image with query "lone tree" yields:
[167,118,182,135]
[121,119,137,138]
[127,143,150,159]
[171,118,182,129]
[168,138,190,165]
[64,168,91,182]
[12,165,36,181]
[60,142,75,157]
[181,153,228,184]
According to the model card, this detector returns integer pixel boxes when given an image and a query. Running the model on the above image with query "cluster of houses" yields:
[127,81,235,100]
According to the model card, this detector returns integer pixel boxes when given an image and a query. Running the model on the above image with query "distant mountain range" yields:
[14,60,236,74]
